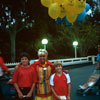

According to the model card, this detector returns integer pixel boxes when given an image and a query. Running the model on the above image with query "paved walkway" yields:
[64,64,99,100]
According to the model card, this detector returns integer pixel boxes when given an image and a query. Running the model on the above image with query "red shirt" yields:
[12,64,37,87]
[0,57,9,72]
[32,60,54,74]
[50,72,71,100]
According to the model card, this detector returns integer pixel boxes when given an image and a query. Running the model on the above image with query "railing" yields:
[5,62,20,67]
[5,56,97,71]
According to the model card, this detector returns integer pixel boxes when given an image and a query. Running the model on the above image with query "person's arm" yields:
[27,83,35,97]
[67,83,71,100]
[63,70,68,73]
[26,66,37,97]
[51,64,55,74]
[64,73,71,100]
[96,54,100,69]
[0,57,10,72]
[97,61,100,69]
[14,83,23,99]
[31,62,37,74]
[12,65,23,99]
[51,86,61,100]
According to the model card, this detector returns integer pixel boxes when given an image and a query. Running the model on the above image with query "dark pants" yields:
[16,87,33,100]
[0,78,10,100]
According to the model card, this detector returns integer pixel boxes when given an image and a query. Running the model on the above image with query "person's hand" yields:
[67,96,70,100]
[26,92,32,98]
[18,92,23,99]
[63,70,68,74]
[65,70,68,73]
[7,79,13,85]
[14,65,19,71]
[56,96,61,100]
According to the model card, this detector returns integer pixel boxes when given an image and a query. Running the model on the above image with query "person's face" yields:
[98,48,100,53]
[55,65,62,73]
[39,54,47,64]
[21,56,29,66]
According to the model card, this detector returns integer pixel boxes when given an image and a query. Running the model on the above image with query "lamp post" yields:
[42,38,48,49]
[73,41,78,58]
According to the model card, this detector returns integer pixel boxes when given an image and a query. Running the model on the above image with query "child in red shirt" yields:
[50,61,71,100]
[12,52,37,100]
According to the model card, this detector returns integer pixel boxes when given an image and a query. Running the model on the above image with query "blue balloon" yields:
[63,16,72,27]
[85,3,90,12]
[77,9,86,22]
[55,17,64,24]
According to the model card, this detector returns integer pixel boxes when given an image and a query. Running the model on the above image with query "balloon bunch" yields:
[40,0,90,26]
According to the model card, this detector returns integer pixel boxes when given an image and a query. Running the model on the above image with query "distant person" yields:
[12,52,37,100]
[78,46,100,92]
[50,61,71,100]
[0,49,11,76]
[79,74,99,90]
[96,46,100,89]
[97,46,100,69]
[0,49,11,99]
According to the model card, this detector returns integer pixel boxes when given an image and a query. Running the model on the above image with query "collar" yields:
[35,60,53,67]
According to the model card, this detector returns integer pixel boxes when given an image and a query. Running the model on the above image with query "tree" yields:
[87,0,100,24]
[0,0,100,60]
[0,0,34,62]
[56,19,100,57]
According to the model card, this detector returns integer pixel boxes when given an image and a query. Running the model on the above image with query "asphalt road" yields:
[64,64,100,100]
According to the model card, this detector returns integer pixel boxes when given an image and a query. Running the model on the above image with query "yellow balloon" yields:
[51,0,66,18]
[41,0,52,7]
[66,14,77,23]
[59,4,66,18]
[75,0,86,14]
[48,3,60,19]
[52,0,65,5]
[63,0,76,15]
[59,12,66,18]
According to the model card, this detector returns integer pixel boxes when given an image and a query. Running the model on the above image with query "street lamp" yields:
[73,41,78,58]
[42,38,48,49]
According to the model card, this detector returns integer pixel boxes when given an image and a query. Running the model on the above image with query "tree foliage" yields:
[55,19,100,57]
[0,0,34,61]
[0,0,100,61]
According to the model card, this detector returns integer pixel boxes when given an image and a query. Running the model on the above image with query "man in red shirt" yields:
[50,61,71,100]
